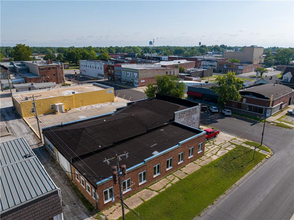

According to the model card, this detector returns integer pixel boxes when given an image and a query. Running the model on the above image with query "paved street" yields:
[196,113,294,220]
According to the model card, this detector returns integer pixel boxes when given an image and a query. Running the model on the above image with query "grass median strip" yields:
[122,146,266,220]
[243,141,270,153]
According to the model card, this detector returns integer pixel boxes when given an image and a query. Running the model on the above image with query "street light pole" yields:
[254,108,266,159]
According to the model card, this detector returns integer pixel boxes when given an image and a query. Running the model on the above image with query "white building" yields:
[80,60,105,79]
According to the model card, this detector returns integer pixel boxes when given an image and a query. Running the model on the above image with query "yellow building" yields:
[12,84,114,118]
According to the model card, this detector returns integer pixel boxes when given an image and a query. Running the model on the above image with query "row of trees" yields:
[1,44,294,65]
[145,72,244,108]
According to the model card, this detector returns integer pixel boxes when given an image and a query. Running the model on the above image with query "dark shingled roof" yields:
[43,97,203,186]
[43,98,192,162]
[240,84,293,100]
[72,122,202,186]
[283,66,294,83]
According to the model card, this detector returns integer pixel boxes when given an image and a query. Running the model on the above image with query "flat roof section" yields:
[12,84,109,102]
[43,98,189,161]
[72,122,203,186]
[0,138,59,213]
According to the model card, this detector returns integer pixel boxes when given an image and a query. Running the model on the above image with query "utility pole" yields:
[253,108,266,159]
[28,95,43,143]
[104,152,128,220]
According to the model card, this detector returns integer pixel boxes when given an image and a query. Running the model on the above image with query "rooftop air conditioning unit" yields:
[25,97,29,100]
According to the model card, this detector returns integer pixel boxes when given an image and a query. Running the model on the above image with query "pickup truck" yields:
[205,128,220,140]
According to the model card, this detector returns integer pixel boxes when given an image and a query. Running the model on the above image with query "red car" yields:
[205,128,220,140]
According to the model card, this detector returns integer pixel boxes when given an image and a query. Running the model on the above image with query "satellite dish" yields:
[149,41,153,46]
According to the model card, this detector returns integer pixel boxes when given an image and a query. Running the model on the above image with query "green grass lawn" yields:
[243,141,270,153]
[69,65,80,70]
[122,146,266,220]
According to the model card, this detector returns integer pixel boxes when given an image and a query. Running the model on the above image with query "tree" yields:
[198,45,207,55]
[56,53,64,62]
[255,67,268,77]
[43,52,56,61]
[275,48,294,65]
[211,71,244,108]
[97,52,111,60]
[144,83,157,98]
[179,66,186,73]
[144,75,186,98]
[0,53,4,62]
[227,58,240,63]
[12,44,32,61]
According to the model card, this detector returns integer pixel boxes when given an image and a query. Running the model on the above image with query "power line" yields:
[104,152,128,220]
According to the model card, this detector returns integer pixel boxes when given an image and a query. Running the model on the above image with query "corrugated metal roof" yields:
[0,138,58,213]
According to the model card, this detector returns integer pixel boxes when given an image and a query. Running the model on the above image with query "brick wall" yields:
[69,133,206,211]
[29,65,64,84]
[162,61,195,70]
[168,57,201,68]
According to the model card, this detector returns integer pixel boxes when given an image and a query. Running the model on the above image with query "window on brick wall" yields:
[139,171,146,185]
[104,187,114,203]
[48,68,51,70]
[52,67,55,70]
[122,178,132,194]
[86,183,91,195]
[189,147,194,158]
[166,157,173,170]
[75,172,79,182]
[178,152,184,164]
[50,105,54,110]
[40,68,45,71]
[31,108,35,113]
[92,188,97,200]
[81,177,85,188]
[153,163,160,177]
[198,142,203,153]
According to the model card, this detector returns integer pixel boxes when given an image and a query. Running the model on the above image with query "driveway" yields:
[196,112,294,220]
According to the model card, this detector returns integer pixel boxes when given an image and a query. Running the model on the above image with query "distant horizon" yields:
[1,1,294,48]
[1,44,292,49]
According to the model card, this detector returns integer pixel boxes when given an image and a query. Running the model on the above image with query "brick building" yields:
[117,64,179,87]
[0,138,63,220]
[217,60,262,74]
[43,95,205,211]
[168,56,201,68]
[160,60,195,70]
[224,46,264,64]
[187,84,294,117]
[5,61,65,84]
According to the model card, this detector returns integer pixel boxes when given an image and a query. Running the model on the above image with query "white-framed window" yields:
[31,108,35,113]
[166,157,173,170]
[104,187,114,203]
[189,147,194,159]
[86,183,91,195]
[198,142,203,153]
[178,152,184,164]
[92,188,98,200]
[139,171,147,185]
[122,178,132,194]
[81,177,85,188]
[153,163,160,177]
[75,172,79,182]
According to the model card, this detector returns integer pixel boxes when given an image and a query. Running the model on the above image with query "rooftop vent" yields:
[23,154,33,158]
[152,151,159,155]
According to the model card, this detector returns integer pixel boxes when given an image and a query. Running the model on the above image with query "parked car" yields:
[201,105,208,112]
[209,106,219,113]
[287,109,294,115]
[221,109,232,116]
[204,128,220,140]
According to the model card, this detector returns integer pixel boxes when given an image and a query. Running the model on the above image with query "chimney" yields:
[48,60,53,64]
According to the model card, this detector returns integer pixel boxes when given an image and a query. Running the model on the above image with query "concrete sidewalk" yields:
[101,131,272,220]
[267,104,294,128]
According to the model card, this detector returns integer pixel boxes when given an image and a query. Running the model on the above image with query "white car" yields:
[222,109,232,116]
[209,106,219,113]
[287,109,294,115]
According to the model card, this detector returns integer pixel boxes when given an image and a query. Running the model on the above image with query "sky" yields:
[1,0,294,48]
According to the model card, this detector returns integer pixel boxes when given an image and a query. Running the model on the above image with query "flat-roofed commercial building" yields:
[12,83,114,117]
[0,138,63,220]
[224,46,264,64]
[43,95,205,211]
[120,64,179,87]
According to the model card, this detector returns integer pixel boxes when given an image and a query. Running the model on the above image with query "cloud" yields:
[229,34,238,37]
[87,36,94,38]
[238,29,245,32]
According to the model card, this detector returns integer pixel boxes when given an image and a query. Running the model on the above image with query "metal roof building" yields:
[0,138,63,220]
